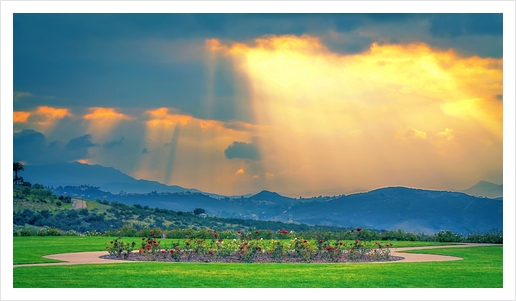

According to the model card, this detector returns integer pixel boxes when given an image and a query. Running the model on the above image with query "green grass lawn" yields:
[13,236,458,265]
[13,246,502,288]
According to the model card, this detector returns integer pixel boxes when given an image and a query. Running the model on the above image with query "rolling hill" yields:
[21,162,503,234]
[462,180,503,198]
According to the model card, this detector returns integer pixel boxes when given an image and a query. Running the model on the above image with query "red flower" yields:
[237,230,241,234]
[268,252,272,255]
[146,244,151,250]
[213,233,218,237]
[303,240,307,243]
[350,250,353,253]
[161,250,165,254]
[255,230,259,234]
[170,250,174,253]
[142,237,145,240]
[319,240,323,243]
[186,242,190,245]
[209,250,213,254]
[339,242,343,245]
[241,250,245,253]
[357,227,361,231]
[110,240,113,244]
[218,238,222,242]
[139,248,143,253]
[355,239,359,243]
[374,249,377,252]
[106,246,109,249]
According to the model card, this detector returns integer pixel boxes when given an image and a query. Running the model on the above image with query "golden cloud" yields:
[36,106,71,121]
[13,111,31,123]
[83,107,134,121]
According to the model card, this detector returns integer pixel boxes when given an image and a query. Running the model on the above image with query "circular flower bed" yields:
[103,229,403,264]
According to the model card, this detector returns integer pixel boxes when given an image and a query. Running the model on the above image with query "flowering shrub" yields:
[106,237,136,259]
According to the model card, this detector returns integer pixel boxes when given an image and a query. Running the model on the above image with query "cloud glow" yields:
[208,34,503,194]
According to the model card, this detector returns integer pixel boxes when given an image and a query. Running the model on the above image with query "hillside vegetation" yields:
[13,183,350,235]
[12,183,502,243]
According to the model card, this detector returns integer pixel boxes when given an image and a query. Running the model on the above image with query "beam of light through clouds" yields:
[207,35,502,195]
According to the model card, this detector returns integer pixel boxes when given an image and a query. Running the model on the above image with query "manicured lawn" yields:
[13,246,502,288]
[13,236,458,265]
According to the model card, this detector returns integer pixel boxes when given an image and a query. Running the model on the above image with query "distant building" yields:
[198,213,208,219]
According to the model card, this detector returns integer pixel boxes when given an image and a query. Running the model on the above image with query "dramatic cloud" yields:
[14,130,98,165]
[10,13,505,196]
[65,134,98,160]
[224,140,261,160]
[13,130,48,164]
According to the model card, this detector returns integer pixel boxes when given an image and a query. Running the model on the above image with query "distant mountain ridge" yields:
[22,162,223,198]
[462,180,503,198]
[23,162,503,234]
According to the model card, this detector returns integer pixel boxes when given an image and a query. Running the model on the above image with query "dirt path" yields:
[386,243,499,263]
[13,243,500,268]
[71,199,86,209]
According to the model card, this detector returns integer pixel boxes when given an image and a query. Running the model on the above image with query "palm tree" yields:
[13,162,24,184]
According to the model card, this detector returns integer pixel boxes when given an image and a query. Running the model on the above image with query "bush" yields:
[433,230,464,242]
[15,228,36,236]
[37,227,63,236]
[85,230,103,236]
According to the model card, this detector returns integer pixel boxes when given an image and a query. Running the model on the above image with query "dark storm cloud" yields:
[428,14,502,38]
[66,134,98,150]
[13,129,48,164]
[14,130,98,164]
[224,140,261,160]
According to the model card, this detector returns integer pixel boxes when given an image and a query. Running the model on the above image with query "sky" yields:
[2,3,516,301]
[11,13,505,197]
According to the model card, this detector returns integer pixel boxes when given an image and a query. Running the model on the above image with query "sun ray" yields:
[208,35,503,193]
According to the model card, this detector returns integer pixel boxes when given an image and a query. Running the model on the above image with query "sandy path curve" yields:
[13,243,500,268]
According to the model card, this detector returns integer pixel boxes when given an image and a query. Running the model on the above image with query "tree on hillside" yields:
[193,208,206,215]
[13,162,24,184]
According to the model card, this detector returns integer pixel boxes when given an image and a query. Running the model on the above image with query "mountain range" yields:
[20,162,503,234]
[21,162,224,198]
